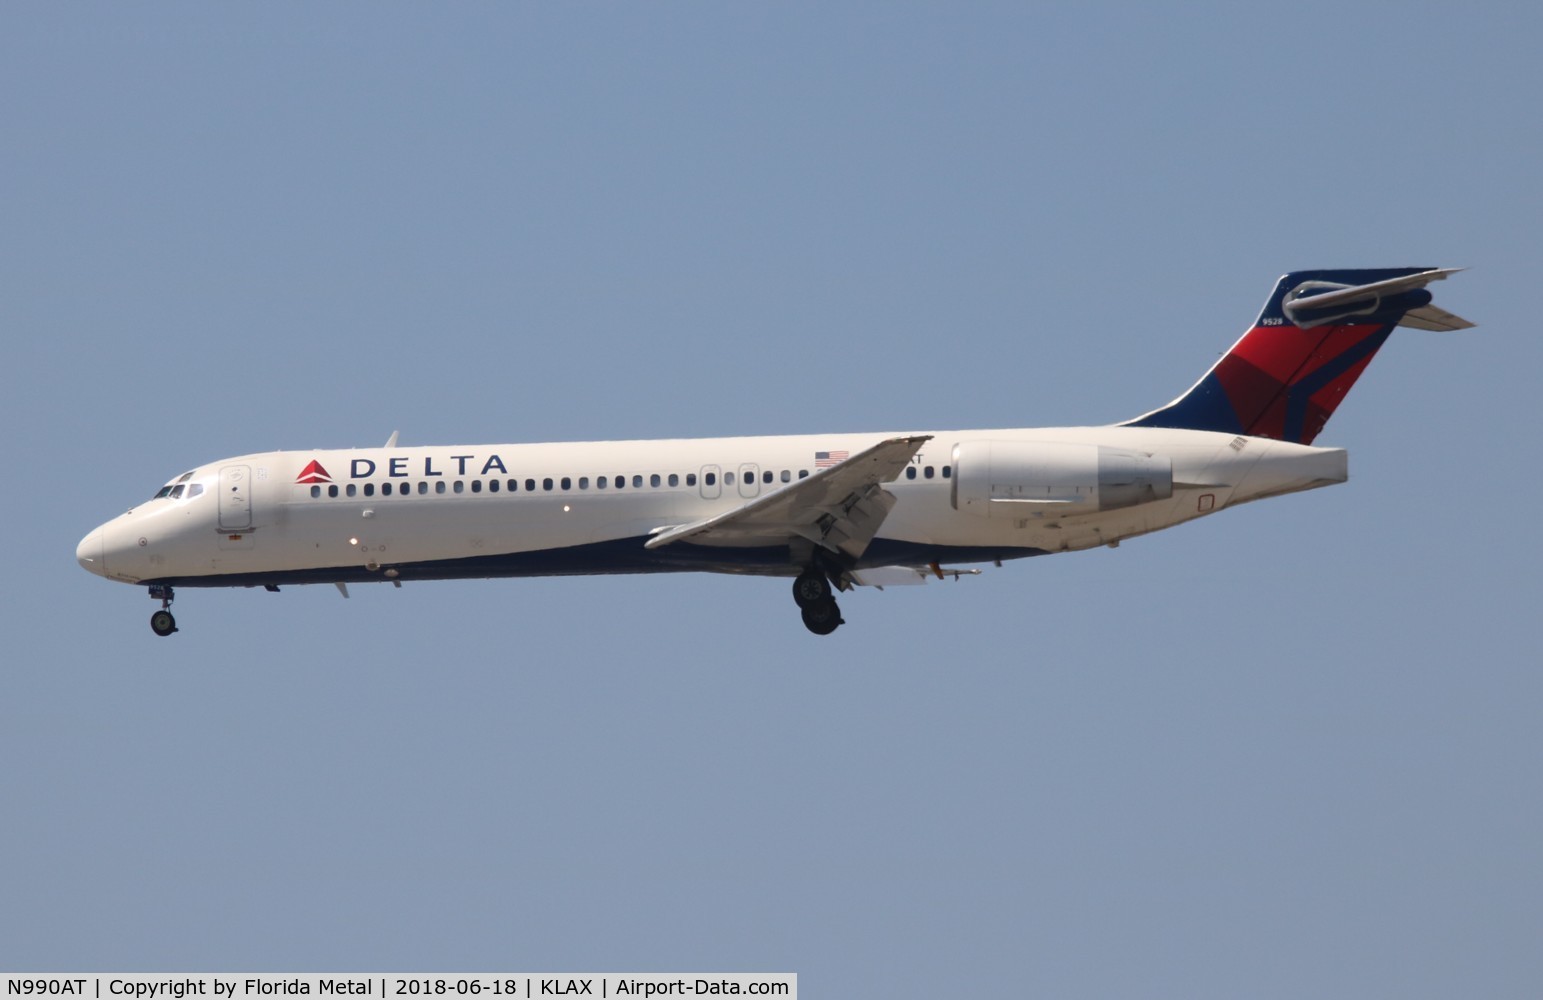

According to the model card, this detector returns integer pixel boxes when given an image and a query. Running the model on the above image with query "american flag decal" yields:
[814,450,848,468]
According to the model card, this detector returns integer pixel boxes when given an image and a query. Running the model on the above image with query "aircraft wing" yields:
[644,435,931,559]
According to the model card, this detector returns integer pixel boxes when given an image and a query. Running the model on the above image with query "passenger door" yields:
[218,465,254,532]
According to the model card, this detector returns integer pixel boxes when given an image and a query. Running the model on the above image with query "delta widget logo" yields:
[294,460,333,485]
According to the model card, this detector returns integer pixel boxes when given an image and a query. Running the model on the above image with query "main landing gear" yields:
[792,570,843,636]
[149,584,178,637]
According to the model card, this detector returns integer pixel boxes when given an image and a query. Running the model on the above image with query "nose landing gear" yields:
[793,569,843,636]
[148,584,178,637]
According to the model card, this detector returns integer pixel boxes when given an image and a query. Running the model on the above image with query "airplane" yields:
[76,267,1472,637]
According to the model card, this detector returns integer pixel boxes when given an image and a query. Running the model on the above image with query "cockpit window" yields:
[152,472,199,500]
[186,483,204,499]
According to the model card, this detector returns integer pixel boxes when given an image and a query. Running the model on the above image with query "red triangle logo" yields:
[295,460,333,484]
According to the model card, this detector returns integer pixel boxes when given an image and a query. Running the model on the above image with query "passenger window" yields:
[650,474,661,487]
[924,466,934,479]
[346,484,357,497]
[435,481,447,494]
[762,470,773,484]
[509,479,519,492]
[668,473,679,487]
[705,472,716,486]
[471,480,482,493]
[382,482,392,496]
[799,470,809,479]
[686,473,697,487]
[616,476,626,489]
[329,485,339,498]
[489,479,499,493]
[596,476,606,489]
[942,466,951,479]
[633,475,643,488]
[578,477,589,490]
[527,479,538,492]
[364,483,375,497]
[906,467,916,480]
[455,481,466,494]
[725,471,736,486]
[781,470,790,483]
[311,485,321,499]
[561,477,572,490]
[418,482,429,495]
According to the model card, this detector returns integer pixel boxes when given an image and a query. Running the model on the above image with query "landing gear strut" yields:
[149,584,178,637]
[793,569,843,635]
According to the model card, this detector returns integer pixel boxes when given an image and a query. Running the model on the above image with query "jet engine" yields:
[950,441,1172,517]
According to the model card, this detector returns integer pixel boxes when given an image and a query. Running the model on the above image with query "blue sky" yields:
[3,4,1539,996]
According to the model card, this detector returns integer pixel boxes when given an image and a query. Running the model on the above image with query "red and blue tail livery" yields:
[1124,268,1472,445]
[77,266,1473,637]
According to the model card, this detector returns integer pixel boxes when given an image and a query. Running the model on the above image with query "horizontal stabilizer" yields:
[1283,267,1473,330]
[1398,303,1475,332]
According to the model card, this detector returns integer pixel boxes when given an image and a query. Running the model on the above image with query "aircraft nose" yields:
[77,527,106,576]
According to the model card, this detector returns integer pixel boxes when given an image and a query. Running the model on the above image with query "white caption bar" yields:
[3,976,795,1000]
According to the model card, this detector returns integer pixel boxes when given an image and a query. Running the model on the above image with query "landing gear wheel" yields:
[800,598,843,636]
[792,570,833,609]
[150,610,178,637]
[148,584,177,636]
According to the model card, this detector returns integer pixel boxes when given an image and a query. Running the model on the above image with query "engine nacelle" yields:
[950,440,1172,518]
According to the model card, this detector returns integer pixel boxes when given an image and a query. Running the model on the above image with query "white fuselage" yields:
[76,425,1348,590]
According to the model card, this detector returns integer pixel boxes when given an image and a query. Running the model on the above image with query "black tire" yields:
[150,610,177,637]
[800,598,843,636]
[792,571,832,608]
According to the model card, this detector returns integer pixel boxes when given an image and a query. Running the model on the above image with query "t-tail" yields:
[1124,267,1473,445]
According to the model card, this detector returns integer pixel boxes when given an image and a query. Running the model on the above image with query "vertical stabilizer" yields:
[1123,267,1470,445]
